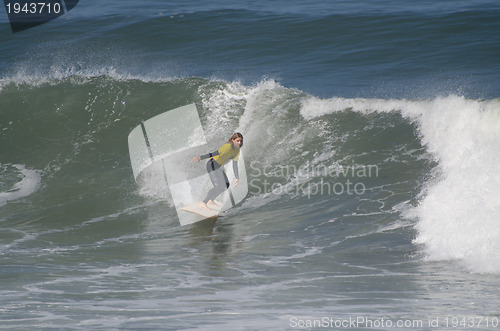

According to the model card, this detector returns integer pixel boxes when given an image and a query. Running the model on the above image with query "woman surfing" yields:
[192,133,243,210]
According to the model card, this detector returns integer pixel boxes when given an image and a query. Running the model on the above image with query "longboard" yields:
[181,202,221,219]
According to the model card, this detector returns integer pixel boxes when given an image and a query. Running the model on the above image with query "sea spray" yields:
[410,97,500,273]
[0,164,42,207]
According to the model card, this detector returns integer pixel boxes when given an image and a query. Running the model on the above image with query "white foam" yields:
[0,64,177,90]
[410,97,500,273]
[300,94,500,273]
[0,164,42,207]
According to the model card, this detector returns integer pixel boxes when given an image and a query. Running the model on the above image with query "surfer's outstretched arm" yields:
[193,150,219,162]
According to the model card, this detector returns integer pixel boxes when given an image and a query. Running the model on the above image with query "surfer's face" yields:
[232,137,242,148]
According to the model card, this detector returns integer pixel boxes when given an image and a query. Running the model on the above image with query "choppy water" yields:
[1,0,500,330]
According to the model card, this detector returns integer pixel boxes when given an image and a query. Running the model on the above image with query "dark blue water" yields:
[2,0,500,97]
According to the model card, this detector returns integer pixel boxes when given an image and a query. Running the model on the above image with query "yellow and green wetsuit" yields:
[199,142,240,203]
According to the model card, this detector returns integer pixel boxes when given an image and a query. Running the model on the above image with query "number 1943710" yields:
[5,2,62,14]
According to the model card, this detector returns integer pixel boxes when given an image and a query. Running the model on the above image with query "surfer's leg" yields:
[202,160,227,205]
[203,169,227,203]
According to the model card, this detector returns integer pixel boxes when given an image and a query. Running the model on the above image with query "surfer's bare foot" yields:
[207,201,221,210]
[199,202,210,210]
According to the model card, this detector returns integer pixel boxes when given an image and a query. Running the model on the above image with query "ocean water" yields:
[1,0,500,330]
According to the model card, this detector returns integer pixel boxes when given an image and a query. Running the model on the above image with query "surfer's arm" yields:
[200,150,219,160]
[193,150,219,161]
[232,161,239,187]
[232,160,239,179]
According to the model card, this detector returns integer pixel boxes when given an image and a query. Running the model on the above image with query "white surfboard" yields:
[181,202,221,219]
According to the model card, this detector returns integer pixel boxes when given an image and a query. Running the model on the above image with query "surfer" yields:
[193,132,243,210]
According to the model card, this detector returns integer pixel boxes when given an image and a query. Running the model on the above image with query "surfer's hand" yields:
[233,179,239,187]
[193,156,201,162]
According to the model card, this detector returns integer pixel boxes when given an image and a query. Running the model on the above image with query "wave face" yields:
[2,76,499,274]
[300,94,500,273]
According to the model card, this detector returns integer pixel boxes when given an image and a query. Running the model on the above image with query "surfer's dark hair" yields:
[229,132,243,148]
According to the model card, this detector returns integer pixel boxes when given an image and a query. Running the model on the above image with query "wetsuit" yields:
[199,142,240,204]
